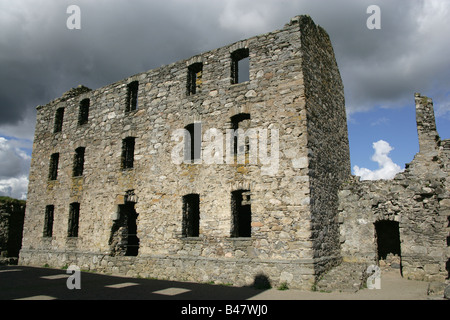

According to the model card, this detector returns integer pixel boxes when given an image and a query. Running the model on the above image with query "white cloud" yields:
[370,117,390,127]
[435,98,450,120]
[219,0,273,33]
[353,140,403,180]
[0,137,30,199]
[0,176,29,200]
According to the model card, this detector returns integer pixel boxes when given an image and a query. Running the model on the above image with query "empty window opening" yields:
[126,81,139,112]
[231,190,252,238]
[447,216,450,246]
[231,113,251,157]
[231,48,250,84]
[78,98,90,125]
[375,220,402,272]
[182,194,200,237]
[73,147,85,177]
[121,137,135,169]
[184,123,202,163]
[43,205,54,238]
[48,153,59,181]
[68,202,80,238]
[187,63,203,95]
[53,107,64,133]
[109,198,139,256]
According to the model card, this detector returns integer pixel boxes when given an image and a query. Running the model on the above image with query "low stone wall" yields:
[338,173,448,282]
[19,248,323,290]
[338,159,448,283]
[315,261,371,292]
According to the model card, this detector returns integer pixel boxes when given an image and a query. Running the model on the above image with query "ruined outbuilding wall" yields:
[0,199,26,263]
[20,16,349,289]
[338,94,449,283]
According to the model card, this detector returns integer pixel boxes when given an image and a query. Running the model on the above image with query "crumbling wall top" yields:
[36,85,92,110]
[61,85,92,101]
[415,93,440,153]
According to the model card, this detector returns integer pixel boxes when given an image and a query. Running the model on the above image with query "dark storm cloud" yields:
[0,0,209,129]
[298,0,450,113]
[2,0,450,127]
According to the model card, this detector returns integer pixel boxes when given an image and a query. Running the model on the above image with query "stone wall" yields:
[338,94,449,283]
[19,249,316,288]
[20,15,348,290]
[0,198,26,263]
[299,16,350,275]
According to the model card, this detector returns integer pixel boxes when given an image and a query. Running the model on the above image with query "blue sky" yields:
[1,0,449,199]
[349,105,418,171]
[349,97,449,173]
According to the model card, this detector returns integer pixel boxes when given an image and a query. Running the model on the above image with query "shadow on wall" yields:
[253,273,272,290]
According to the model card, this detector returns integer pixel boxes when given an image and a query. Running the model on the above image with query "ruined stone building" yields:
[19,15,449,290]
[337,94,449,286]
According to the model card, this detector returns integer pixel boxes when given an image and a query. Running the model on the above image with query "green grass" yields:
[277,282,289,291]
[0,196,26,206]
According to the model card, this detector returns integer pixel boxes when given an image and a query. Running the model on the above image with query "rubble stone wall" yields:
[338,94,449,283]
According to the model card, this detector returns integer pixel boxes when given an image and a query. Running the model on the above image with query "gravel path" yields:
[250,270,444,300]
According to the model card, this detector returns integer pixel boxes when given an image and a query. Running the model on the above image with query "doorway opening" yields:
[109,201,139,257]
[375,220,402,274]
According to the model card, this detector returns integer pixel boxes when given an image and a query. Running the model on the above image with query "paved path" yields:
[252,270,436,300]
[0,265,443,301]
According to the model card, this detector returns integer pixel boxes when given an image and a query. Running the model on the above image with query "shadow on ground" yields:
[0,265,270,300]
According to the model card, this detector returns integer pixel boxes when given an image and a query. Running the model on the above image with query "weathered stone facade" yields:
[19,15,449,291]
[20,15,349,290]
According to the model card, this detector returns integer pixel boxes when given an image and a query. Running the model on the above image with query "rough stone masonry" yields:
[19,15,449,291]
[0,198,25,264]
[336,94,449,287]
